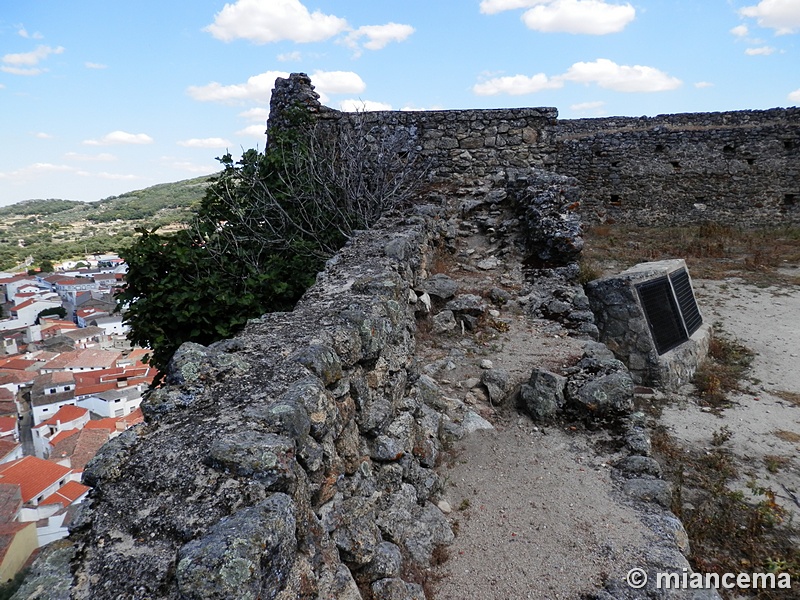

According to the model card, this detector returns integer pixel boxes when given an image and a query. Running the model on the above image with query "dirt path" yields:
[416,198,694,599]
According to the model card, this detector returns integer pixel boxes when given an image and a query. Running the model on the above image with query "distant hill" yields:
[0,175,214,271]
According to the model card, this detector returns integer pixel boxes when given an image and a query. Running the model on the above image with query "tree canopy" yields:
[117,106,425,378]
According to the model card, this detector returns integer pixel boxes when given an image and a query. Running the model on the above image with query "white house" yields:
[77,385,143,419]
[30,372,77,426]
[31,405,90,458]
[0,298,63,332]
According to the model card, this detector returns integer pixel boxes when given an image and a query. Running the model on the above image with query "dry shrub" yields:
[693,333,754,408]
[651,425,800,599]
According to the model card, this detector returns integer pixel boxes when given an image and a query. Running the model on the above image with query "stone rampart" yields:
[271,74,799,226]
[554,109,800,225]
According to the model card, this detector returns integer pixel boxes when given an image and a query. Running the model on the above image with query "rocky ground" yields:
[412,194,799,599]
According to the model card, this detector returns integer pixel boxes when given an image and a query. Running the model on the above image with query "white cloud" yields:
[85,62,108,69]
[745,45,777,55]
[474,58,681,96]
[570,100,606,113]
[17,27,43,40]
[473,73,563,96]
[188,70,289,103]
[2,45,64,66]
[65,152,117,161]
[33,132,53,139]
[310,70,366,95]
[521,0,635,34]
[740,0,800,35]
[239,107,271,121]
[0,66,44,76]
[561,58,681,92]
[730,24,749,37]
[694,81,714,89]
[0,163,75,181]
[83,131,154,146]
[236,124,268,137]
[187,69,365,105]
[277,51,302,62]
[344,23,415,53]
[480,0,548,15]
[205,0,348,44]
[339,99,393,112]
[479,0,635,34]
[789,88,800,102]
[177,137,232,148]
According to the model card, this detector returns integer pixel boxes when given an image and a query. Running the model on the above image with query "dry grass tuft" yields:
[651,425,800,599]
[583,223,800,285]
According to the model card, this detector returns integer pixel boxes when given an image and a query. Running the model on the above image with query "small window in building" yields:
[114,398,121,403]
[37,495,44,503]
[42,408,49,413]
[609,194,621,205]
[49,388,56,394]
[655,144,665,153]
[746,158,755,166]
[723,144,735,156]
[785,140,795,151]
[670,161,681,170]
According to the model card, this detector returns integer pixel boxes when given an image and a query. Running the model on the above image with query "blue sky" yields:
[1,0,799,206]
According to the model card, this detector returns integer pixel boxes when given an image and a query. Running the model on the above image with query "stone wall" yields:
[271,74,800,226]
[65,205,477,599]
[269,74,558,189]
[553,109,800,225]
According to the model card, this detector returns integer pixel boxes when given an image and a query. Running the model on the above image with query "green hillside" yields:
[0,175,214,271]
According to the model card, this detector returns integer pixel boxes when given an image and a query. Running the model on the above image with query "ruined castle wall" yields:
[271,74,800,227]
[552,108,800,226]
[69,208,463,599]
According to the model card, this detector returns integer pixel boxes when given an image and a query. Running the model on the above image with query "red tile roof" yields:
[43,349,122,371]
[0,457,72,503]
[39,480,90,507]
[0,370,37,385]
[69,429,109,471]
[11,298,60,312]
[84,419,117,433]
[0,483,22,521]
[0,439,20,460]
[0,417,17,434]
[0,359,38,371]
[48,429,79,447]
[35,405,88,428]
[74,381,119,398]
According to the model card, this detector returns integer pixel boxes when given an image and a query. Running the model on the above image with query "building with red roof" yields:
[0,521,37,582]
[0,440,22,466]
[41,348,122,374]
[0,457,73,506]
[39,480,90,508]
[32,405,90,458]
[0,418,17,441]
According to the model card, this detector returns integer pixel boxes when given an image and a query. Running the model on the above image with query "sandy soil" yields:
[659,279,800,520]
